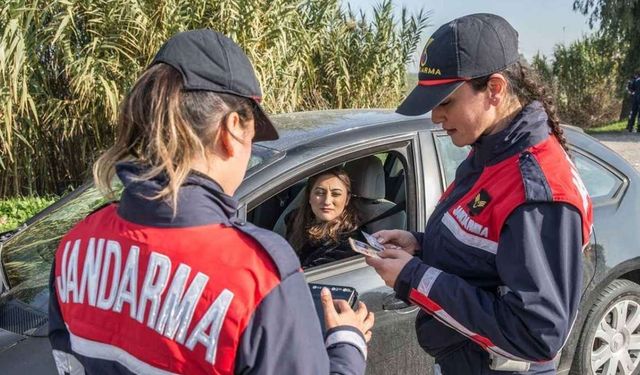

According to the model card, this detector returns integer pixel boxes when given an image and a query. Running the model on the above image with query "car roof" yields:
[257,109,436,151]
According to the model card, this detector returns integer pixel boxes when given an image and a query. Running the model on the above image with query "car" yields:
[0,109,639,375]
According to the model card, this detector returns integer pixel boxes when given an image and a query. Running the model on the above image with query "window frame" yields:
[239,133,421,280]
[569,146,628,207]
[429,129,629,208]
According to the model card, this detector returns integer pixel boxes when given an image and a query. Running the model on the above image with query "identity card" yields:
[348,237,383,258]
[361,231,385,252]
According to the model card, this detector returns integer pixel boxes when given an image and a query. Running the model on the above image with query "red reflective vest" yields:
[53,204,279,374]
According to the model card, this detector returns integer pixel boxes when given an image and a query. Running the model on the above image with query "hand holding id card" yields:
[349,231,385,258]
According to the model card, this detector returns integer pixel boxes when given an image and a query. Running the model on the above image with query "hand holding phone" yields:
[320,287,374,343]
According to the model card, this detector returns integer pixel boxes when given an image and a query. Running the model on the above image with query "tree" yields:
[573,0,640,116]
[553,35,623,127]
[531,35,624,127]
[0,0,428,197]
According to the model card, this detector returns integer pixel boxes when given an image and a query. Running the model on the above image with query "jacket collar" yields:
[472,101,551,166]
[115,162,238,227]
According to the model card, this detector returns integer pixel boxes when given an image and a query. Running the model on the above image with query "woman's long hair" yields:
[287,167,360,253]
[93,64,255,211]
[469,61,568,152]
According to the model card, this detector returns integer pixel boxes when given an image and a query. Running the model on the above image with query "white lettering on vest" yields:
[96,240,122,310]
[66,240,81,303]
[137,252,171,328]
[56,240,71,303]
[453,206,489,238]
[186,289,234,365]
[113,245,140,319]
[78,238,105,305]
[155,264,209,344]
[58,237,235,366]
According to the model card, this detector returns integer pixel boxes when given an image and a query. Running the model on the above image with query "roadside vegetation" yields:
[2,0,638,231]
[586,120,627,134]
[531,0,640,130]
[531,35,624,129]
[0,196,56,232]
[0,0,428,199]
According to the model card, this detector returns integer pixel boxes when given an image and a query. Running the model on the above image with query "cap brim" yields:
[396,81,465,116]
[252,103,279,142]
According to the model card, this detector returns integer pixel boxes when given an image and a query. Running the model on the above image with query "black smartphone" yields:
[308,283,358,333]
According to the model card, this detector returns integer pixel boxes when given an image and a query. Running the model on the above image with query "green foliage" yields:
[532,35,623,128]
[0,195,57,232]
[586,119,627,133]
[573,0,640,104]
[531,53,554,85]
[0,0,429,198]
[573,0,639,40]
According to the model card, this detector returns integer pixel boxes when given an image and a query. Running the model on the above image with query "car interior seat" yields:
[272,156,407,238]
[344,156,406,234]
[273,184,306,237]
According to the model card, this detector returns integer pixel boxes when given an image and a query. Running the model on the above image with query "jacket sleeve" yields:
[234,271,367,375]
[394,202,583,362]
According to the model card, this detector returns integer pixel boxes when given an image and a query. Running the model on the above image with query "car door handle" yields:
[382,293,419,314]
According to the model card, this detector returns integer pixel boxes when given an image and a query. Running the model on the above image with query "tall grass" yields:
[0,0,428,198]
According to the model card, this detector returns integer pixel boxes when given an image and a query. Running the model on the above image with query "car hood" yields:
[0,271,49,339]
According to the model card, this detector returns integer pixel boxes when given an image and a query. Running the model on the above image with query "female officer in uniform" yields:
[366,14,593,374]
[48,29,373,375]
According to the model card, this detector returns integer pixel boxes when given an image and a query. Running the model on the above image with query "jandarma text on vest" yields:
[55,237,233,365]
[452,205,489,238]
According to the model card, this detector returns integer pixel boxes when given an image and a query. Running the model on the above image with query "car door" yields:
[239,133,432,375]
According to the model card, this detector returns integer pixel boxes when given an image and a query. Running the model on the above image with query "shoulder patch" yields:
[519,151,553,202]
[466,189,491,216]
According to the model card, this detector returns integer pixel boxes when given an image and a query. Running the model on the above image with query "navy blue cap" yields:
[152,29,279,141]
[397,13,519,116]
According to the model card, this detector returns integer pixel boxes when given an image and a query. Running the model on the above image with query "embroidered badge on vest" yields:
[467,189,491,216]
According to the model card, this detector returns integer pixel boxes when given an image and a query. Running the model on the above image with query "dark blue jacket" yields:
[628,77,640,99]
[48,164,367,374]
[395,102,592,374]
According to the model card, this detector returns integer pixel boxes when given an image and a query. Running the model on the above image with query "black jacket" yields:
[285,209,365,268]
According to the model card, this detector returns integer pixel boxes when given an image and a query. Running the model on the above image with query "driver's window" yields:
[247,151,408,269]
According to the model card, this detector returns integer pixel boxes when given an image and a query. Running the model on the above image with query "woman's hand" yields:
[365,248,414,288]
[321,288,375,343]
[373,230,420,255]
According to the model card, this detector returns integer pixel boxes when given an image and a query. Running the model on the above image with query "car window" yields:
[248,151,409,270]
[434,134,471,187]
[572,152,623,201]
[0,145,280,306]
[434,132,623,204]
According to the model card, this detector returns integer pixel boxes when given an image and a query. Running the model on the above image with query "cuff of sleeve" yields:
[325,326,368,360]
[394,257,429,303]
[410,231,424,245]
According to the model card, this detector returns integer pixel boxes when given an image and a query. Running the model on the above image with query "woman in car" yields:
[366,13,593,374]
[48,29,373,375]
[286,166,366,268]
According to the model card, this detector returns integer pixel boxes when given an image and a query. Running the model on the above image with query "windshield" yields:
[0,144,280,309]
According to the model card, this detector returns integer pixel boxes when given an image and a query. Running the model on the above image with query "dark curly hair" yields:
[469,61,568,152]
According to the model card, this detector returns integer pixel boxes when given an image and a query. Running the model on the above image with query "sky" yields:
[345,0,597,70]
